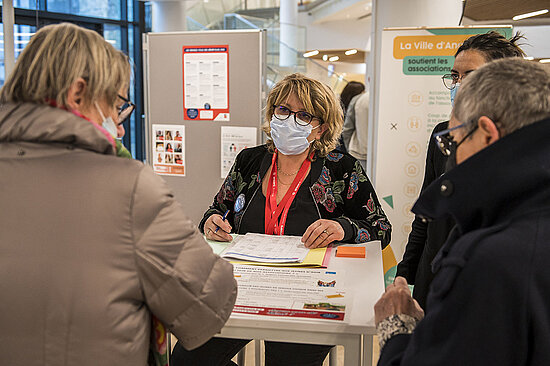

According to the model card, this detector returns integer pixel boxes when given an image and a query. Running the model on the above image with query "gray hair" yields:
[454,58,550,136]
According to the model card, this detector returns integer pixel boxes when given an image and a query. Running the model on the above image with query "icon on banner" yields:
[406,142,420,157]
[408,91,423,106]
[403,182,419,198]
[404,163,419,177]
[407,116,422,131]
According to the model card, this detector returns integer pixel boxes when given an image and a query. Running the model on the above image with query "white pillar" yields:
[3,0,15,79]
[367,0,463,178]
[279,0,298,67]
[151,1,187,32]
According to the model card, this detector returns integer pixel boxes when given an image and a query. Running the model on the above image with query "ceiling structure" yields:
[306,49,366,63]
[464,0,550,22]
[307,0,549,64]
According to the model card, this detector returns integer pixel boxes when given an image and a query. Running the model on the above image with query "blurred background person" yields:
[171,73,390,366]
[0,23,236,366]
[337,80,364,153]
[342,89,369,171]
[396,31,526,310]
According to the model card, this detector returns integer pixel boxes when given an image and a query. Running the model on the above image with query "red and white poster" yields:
[182,45,230,121]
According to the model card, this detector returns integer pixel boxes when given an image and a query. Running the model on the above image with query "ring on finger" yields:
[323,229,328,234]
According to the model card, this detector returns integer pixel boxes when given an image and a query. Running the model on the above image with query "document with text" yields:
[232,265,349,321]
[221,233,309,263]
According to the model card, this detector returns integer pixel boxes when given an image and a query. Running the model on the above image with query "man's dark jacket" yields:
[379,117,550,365]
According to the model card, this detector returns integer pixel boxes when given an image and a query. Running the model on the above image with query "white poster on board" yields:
[152,124,186,176]
[182,45,230,121]
[221,126,257,178]
[374,27,511,260]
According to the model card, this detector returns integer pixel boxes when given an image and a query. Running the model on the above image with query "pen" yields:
[215,209,230,233]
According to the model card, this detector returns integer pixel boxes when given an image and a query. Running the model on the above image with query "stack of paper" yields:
[220,233,330,267]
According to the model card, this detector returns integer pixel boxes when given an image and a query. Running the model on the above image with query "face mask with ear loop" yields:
[95,102,118,138]
[450,83,460,107]
[270,116,321,155]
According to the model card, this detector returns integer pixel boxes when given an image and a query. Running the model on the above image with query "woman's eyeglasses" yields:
[272,105,323,127]
[117,94,135,124]
[441,73,470,90]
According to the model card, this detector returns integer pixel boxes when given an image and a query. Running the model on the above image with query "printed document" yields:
[232,264,348,321]
[221,233,308,263]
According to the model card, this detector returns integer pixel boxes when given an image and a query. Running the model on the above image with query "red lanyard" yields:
[265,150,312,235]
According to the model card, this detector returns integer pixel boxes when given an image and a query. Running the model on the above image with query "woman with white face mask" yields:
[171,73,391,365]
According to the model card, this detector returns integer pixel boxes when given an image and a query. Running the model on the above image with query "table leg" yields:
[343,337,362,366]
[363,335,374,366]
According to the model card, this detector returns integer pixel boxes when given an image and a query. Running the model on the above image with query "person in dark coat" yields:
[396,31,525,309]
[375,58,550,365]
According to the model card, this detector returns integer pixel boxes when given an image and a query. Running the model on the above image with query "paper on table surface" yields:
[229,246,329,268]
[221,233,309,263]
[231,264,348,321]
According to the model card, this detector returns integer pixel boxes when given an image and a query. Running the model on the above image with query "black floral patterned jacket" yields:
[199,145,391,248]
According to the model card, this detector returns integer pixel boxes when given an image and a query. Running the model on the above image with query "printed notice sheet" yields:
[221,233,308,263]
[152,124,185,176]
[182,45,229,121]
[221,126,257,178]
[232,265,348,321]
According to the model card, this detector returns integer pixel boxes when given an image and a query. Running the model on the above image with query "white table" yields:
[216,240,385,366]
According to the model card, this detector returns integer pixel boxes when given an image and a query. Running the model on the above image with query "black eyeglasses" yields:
[441,73,470,90]
[433,122,478,156]
[272,105,323,127]
[117,94,135,124]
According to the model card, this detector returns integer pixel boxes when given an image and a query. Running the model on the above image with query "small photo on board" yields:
[156,153,164,163]
[156,130,164,140]
[156,142,164,152]
[174,154,183,165]
[165,130,173,141]
[165,153,174,164]
[174,130,182,141]
[174,143,182,153]
[165,143,174,153]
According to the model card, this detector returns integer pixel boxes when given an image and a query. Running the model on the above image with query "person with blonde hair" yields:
[0,23,236,366]
[171,73,391,365]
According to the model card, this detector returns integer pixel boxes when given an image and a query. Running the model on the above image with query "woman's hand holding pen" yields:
[204,211,233,242]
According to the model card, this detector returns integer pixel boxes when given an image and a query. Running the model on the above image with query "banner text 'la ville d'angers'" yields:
[375,27,512,288]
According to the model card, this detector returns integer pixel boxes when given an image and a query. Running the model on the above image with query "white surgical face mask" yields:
[450,83,460,107]
[269,116,319,155]
[95,102,117,138]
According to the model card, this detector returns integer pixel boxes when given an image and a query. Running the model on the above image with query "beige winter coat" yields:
[0,103,237,365]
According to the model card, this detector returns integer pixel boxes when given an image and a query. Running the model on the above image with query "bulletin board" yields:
[143,30,266,224]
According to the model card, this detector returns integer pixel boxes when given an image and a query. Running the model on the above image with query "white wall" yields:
[298,13,371,52]
[514,25,550,59]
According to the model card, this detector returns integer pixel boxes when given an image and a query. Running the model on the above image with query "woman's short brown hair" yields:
[263,73,344,157]
[0,23,131,109]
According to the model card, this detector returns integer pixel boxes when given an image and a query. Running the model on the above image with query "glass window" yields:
[128,0,134,21]
[103,24,122,50]
[14,0,37,9]
[0,24,37,87]
[47,0,121,20]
